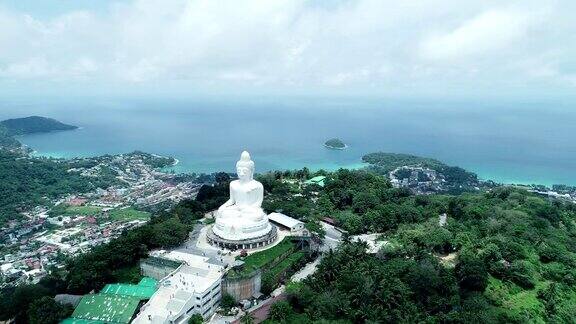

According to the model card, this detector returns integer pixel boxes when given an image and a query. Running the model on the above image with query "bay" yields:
[1,96,574,186]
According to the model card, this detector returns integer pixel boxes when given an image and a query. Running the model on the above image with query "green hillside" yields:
[0,125,21,149]
[0,116,77,136]
[0,152,110,224]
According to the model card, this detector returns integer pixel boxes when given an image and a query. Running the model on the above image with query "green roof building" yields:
[69,294,141,324]
[137,277,158,287]
[61,319,106,324]
[100,278,158,300]
[62,277,158,324]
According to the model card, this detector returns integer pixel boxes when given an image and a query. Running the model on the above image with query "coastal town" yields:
[0,152,202,288]
[388,165,448,194]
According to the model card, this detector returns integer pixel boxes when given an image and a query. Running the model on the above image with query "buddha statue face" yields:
[236,151,254,182]
[236,165,253,181]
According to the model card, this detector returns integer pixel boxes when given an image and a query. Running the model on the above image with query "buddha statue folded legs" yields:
[218,205,265,221]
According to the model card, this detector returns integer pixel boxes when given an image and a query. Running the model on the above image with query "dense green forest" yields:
[0,116,77,136]
[260,170,576,323]
[261,168,428,234]
[362,152,445,171]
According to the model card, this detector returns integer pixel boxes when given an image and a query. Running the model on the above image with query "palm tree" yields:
[240,312,255,324]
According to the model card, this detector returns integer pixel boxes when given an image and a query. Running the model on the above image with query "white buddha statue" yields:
[212,151,272,241]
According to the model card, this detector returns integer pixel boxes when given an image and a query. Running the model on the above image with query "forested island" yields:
[324,138,347,149]
[1,116,77,136]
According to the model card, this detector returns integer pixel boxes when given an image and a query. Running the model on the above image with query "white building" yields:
[133,251,224,324]
[268,212,305,233]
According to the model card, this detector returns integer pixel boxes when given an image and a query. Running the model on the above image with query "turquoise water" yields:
[2,97,575,186]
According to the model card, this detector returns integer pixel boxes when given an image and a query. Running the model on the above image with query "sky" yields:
[0,0,575,99]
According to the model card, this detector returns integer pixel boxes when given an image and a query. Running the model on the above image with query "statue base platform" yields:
[207,225,278,250]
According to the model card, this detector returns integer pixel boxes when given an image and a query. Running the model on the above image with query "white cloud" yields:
[0,0,574,96]
[419,9,537,61]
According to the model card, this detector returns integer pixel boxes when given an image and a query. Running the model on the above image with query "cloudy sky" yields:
[1,0,575,98]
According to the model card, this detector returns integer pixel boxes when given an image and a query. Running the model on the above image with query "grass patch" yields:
[261,251,306,294]
[486,276,547,322]
[109,208,150,221]
[231,238,296,277]
[242,238,294,269]
[267,251,305,279]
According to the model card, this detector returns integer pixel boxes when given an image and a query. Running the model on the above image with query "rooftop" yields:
[141,256,182,269]
[133,251,224,324]
[133,264,223,324]
[268,212,304,229]
[61,318,106,324]
[100,277,158,300]
[71,294,141,323]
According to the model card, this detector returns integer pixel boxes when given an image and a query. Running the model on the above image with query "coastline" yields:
[15,133,575,188]
[21,147,573,187]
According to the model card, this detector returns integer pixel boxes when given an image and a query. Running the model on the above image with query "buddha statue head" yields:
[236,151,255,182]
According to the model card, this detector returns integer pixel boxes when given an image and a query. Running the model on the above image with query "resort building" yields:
[133,251,224,323]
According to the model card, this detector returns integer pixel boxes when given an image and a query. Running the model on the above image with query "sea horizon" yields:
[3,96,575,187]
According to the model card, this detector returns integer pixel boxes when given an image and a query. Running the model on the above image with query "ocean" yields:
[1,96,575,186]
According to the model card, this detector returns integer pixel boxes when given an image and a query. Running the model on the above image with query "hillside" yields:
[0,125,21,149]
[1,167,576,322]
[259,169,576,323]
[362,152,444,171]
[363,152,480,193]
[0,116,77,136]
[0,151,105,224]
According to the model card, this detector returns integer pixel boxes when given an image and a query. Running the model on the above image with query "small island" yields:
[0,116,78,136]
[324,138,347,150]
